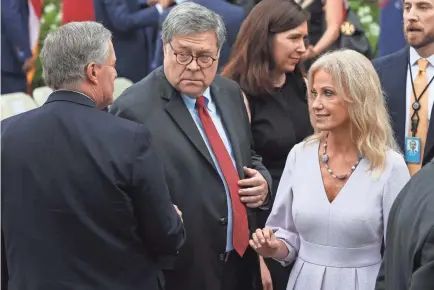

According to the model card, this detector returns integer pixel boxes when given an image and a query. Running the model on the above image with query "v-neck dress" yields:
[266,140,410,290]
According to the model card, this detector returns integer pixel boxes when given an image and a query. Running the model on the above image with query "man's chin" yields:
[179,85,205,97]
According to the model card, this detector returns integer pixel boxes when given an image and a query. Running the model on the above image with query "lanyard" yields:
[408,61,434,137]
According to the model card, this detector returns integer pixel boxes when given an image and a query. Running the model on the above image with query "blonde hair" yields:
[306,50,399,173]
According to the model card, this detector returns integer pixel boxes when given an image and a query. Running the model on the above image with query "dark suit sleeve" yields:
[409,226,434,290]
[1,0,32,62]
[131,124,186,255]
[102,0,159,32]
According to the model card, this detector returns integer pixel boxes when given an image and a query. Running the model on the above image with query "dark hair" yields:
[221,0,309,97]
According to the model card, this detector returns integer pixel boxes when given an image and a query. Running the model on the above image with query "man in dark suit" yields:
[110,3,272,290]
[1,22,185,290]
[375,159,434,290]
[93,0,174,82]
[1,0,34,94]
[373,0,434,175]
[152,0,245,71]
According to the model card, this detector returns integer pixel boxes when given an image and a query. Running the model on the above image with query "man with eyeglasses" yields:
[110,3,272,290]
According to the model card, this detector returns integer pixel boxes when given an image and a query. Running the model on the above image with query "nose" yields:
[406,6,418,21]
[297,39,307,54]
[311,95,323,110]
[186,58,201,71]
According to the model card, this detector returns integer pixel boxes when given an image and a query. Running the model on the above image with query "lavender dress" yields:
[266,141,410,290]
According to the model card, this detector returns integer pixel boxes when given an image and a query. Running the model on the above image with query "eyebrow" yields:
[404,0,432,5]
[175,44,213,54]
[288,33,304,38]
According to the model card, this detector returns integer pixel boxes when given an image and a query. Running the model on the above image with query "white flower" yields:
[360,15,373,24]
[44,3,55,14]
[369,23,380,37]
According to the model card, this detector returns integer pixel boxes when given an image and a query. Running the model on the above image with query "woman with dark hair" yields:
[221,0,313,289]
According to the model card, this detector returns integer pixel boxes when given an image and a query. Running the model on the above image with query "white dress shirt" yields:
[405,47,434,135]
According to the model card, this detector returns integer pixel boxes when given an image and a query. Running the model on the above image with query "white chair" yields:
[113,77,133,100]
[33,86,53,107]
[1,92,38,120]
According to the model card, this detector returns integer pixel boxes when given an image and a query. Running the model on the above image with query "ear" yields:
[85,62,98,84]
[163,42,167,58]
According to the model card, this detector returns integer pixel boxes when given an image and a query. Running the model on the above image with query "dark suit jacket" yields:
[109,67,272,290]
[152,0,245,71]
[373,47,434,166]
[1,91,185,290]
[93,0,160,82]
[375,159,434,290]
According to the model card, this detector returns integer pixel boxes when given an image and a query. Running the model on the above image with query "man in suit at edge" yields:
[110,3,272,290]
[373,0,434,176]
[375,158,434,290]
[1,0,34,94]
[93,0,175,82]
[1,21,185,290]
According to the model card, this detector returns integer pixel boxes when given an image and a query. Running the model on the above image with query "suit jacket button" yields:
[219,253,225,261]
[220,218,228,226]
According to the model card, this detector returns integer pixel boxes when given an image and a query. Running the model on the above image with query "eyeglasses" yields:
[168,42,217,69]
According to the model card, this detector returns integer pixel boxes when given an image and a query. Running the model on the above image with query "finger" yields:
[255,229,266,244]
[239,186,264,197]
[243,166,257,177]
[238,176,261,188]
[241,194,262,204]
[246,201,264,208]
[252,233,261,248]
[249,239,257,250]
[263,227,271,241]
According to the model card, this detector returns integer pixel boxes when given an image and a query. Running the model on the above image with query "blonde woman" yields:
[249,50,411,290]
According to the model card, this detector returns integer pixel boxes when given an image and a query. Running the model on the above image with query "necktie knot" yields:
[195,96,206,110]
[417,58,429,72]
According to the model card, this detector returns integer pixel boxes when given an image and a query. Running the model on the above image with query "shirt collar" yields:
[409,46,434,67]
[181,87,213,111]
[54,89,95,104]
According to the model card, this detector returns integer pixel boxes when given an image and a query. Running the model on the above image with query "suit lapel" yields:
[163,86,217,171]
[211,83,245,178]
[386,48,408,152]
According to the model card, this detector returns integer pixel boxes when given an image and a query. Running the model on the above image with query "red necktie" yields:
[195,96,249,256]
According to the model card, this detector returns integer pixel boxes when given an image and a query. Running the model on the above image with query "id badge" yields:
[405,137,422,164]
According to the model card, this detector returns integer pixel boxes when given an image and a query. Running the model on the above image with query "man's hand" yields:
[301,45,318,61]
[237,167,268,208]
[22,57,35,72]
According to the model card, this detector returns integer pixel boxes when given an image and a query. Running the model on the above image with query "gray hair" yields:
[40,21,112,90]
[162,2,227,51]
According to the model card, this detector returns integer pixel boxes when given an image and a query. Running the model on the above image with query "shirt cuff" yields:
[273,239,296,267]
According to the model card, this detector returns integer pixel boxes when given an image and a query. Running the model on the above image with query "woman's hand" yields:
[250,228,282,258]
